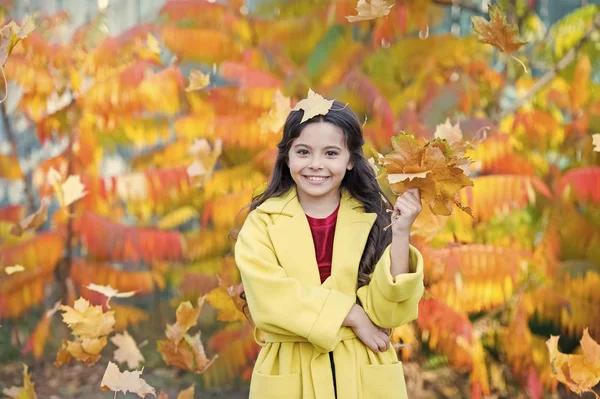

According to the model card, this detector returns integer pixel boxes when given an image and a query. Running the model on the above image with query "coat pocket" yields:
[360,362,408,399]
[250,370,302,399]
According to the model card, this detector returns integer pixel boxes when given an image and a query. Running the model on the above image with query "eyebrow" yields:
[293,144,343,151]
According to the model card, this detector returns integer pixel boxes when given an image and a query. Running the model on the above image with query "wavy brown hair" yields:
[248,101,393,290]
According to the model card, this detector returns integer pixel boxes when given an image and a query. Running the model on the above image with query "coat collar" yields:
[257,187,377,291]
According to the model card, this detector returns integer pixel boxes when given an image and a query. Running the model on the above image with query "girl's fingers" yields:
[374,336,387,352]
[395,198,417,214]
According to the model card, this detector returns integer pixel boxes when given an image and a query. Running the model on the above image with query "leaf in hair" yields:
[292,89,334,123]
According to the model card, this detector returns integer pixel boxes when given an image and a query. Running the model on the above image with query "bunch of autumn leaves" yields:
[52,290,215,398]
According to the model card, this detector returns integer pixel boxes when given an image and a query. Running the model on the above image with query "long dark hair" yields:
[250,100,393,289]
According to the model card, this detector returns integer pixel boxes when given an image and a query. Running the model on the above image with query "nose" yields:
[309,156,324,170]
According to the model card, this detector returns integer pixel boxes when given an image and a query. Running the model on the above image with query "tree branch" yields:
[1,101,36,213]
[431,0,487,17]
[500,11,600,119]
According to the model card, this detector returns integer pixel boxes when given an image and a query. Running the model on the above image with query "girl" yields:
[235,98,424,399]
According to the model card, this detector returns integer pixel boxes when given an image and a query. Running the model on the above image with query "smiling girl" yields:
[234,95,424,399]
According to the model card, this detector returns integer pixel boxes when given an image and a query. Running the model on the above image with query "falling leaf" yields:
[61,175,87,207]
[434,118,463,143]
[165,300,203,345]
[157,297,217,374]
[0,15,35,66]
[59,297,115,338]
[592,134,600,152]
[87,283,137,308]
[157,332,218,374]
[10,197,50,236]
[4,264,25,275]
[186,139,222,185]
[177,385,195,399]
[47,168,87,208]
[205,286,247,322]
[258,89,292,134]
[100,362,156,398]
[146,33,160,55]
[292,89,335,123]
[111,330,145,370]
[185,69,210,92]
[546,328,600,397]
[2,364,37,399]
[381,133,473,217]
[471,5,528,53]
[346,0,394,23]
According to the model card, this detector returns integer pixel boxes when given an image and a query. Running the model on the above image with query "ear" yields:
[347,161,353,171]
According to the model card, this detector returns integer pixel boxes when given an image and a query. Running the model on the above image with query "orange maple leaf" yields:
[157,297,218,374]
[381,133,473,217]
[546,328,600,398]
[471,5,527,54]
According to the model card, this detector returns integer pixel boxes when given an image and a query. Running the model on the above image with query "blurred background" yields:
[1,0,600,398]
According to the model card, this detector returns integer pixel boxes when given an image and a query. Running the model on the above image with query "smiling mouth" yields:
[303,175,330,183]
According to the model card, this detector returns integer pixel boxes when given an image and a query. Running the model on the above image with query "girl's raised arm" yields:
[235,210,355,353]
[356,244,424,329]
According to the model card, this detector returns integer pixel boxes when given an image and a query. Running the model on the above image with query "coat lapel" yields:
[258,188,377,291]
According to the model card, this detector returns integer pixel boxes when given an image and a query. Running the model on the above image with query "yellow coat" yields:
[235,188,424,399]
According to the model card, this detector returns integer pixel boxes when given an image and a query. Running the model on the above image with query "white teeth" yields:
[306,176,327,182]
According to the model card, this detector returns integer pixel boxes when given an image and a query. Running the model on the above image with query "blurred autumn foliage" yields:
[1,0,600,398]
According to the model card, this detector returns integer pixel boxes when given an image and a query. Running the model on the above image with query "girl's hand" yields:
[343,305,390,353]
[391,188,422,236]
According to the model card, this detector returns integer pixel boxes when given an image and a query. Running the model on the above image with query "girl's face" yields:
[287,121,353,204]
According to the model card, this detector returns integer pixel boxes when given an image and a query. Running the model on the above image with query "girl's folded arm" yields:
[235,210,355,353]
[356,244,424,329]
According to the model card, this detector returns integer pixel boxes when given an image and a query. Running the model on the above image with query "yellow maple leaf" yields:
[434,118,463,143]
[258,89,292,134]
[2,364,37,399]
[185,69,210,92]
[10,197,50,237]
[100,361,156,398]
[177,385,195,399]
[47,168,87,208]
[346,0,394,23]
[546,328,600,397]
[61,175,87,207]
[205,286,246,323]
[59,297,115,338]
[146,33,160,55]
[186,139,222,186]
[292,89,335,123]
[87,283,137,308]
[0,15,35,66]
[4,264,25,275]
[592,134,600,152]
[165,299,204,344]
[110,330,145,370]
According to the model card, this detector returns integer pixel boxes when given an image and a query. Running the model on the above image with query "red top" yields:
[306,204,340,284]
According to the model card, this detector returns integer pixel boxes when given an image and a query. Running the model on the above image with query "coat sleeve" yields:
[234,210,355,353]
[356,244,424,329]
